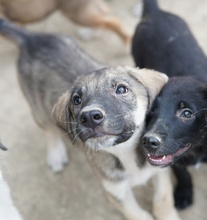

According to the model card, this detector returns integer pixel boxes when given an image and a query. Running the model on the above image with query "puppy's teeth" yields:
[163,155,166,160]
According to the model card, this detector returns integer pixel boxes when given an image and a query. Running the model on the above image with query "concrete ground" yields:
[0,0,207,219]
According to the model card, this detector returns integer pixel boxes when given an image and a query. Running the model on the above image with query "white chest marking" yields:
[104,130,159,187]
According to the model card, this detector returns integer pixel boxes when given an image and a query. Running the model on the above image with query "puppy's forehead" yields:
[73,66,146,93]
[157,77,206,111]
[162,77,205,99]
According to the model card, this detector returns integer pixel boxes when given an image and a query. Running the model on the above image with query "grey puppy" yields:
[53,67,181,220]
[0,18,104,172]
[0,20,179,220]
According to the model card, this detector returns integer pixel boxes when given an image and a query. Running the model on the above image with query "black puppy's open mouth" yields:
[147,144,191,166]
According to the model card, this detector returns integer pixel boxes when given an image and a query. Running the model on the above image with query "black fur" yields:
[132,0,207,210]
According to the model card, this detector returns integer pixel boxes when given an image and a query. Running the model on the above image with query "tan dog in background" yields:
[0,0,130,43]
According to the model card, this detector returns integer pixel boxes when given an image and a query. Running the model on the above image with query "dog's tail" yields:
[0,19,28,45]
[142,0,159,16]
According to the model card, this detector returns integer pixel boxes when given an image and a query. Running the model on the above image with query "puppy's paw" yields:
[141,213,154,220]
[47,141,69,173]
[167,210,181,220]
[174,186,193,210]
[133,211,154,220]
[153,198,180,220]
[155,209,181,220]
[124,209,154,220]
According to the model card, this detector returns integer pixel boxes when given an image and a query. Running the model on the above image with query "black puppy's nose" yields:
[80,110,104,129]
[142,135,161,149]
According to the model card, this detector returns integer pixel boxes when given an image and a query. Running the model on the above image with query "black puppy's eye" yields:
[116,85,128,94]
[180,110,193,118]
[73,96,82,105]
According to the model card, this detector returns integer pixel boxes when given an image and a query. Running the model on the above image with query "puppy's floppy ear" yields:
[52,92,71,132]
[137,68,168,102]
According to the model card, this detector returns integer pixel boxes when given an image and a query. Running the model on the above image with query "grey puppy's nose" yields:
[80,110,104,129]
[142,135,161,149]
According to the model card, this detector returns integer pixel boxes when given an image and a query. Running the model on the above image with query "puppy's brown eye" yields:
[116,85,128,94]
[74,96,82,105]
[181,110,193,118]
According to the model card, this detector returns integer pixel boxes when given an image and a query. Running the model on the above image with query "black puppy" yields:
[132,0,207,210]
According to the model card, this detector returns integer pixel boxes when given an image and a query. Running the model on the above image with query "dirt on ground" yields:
[0,0,207,219]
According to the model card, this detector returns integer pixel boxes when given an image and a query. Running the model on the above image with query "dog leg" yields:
[93,15,131,44]
[152,169,180,220]
[102,179,154,220]
[59,0,130,44]
[45,126,69,173]
[172,165,193,210]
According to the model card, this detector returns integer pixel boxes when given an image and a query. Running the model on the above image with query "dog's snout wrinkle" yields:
[80,110,104,129]
[142,134,161,150]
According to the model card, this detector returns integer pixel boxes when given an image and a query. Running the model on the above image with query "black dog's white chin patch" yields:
[147,144,191,167]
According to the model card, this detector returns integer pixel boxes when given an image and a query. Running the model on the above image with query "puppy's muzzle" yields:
[80,110,104,129]
[77,106,127,145]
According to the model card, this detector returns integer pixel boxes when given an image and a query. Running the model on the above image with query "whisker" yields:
[115,112,129,117]
[72,130,82,143]
[179,156,187,166]
[193,108,207,115]
[68,128,78,135]
[62,128,78,137]
[121,130,135,135]
[63,132,69,137]
[58,120,78,125]
[115,114,124,118]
